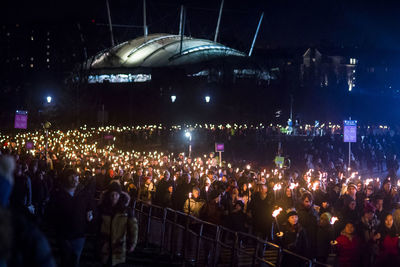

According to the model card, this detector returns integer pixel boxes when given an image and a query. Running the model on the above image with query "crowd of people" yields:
[1,124,400,266]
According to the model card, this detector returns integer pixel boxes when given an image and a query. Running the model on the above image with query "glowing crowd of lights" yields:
[1,124,396,224]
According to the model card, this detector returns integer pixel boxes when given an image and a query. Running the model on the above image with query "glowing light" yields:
[272,207,283,218]
[330,217,338,225]
[273,183,282,191]
[289,183,298,190]
[205,96,210,103]
[171,95,176,103]
[46,96,52,103]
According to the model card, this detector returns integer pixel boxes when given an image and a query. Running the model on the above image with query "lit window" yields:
[46,52,50,55]
[31,36,34,41]
[21,64,24,67]
[30,57,34,61]
[46,58,50,62]
[47,45,50,49]
[30,64,34,68]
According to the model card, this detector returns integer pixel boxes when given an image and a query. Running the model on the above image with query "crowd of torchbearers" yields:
[1,123,400,267]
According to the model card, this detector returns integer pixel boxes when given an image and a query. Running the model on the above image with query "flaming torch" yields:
[272,207,283,232]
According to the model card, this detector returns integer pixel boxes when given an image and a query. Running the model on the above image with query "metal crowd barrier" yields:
[132,200,332,267]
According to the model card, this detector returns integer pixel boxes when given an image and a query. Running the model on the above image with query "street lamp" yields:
[46,96,52,103]
[205,96,210,103]
[185,131,192,158]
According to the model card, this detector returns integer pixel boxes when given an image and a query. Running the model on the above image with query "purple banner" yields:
[26,141,34,150]
[104,135,114,140]
[14,111,28,129]
[215,143,224,152]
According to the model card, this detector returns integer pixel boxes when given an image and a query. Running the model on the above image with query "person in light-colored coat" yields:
[98,182,138,266]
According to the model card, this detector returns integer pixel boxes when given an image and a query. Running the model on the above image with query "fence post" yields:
[170,211,178,255]
[196,223,204,264]
[277,246,283,267]
[145,205,152,247]
[160,207,167,253]
[252,241,260,266]
[183,215,189,261]
[213,226,221,267]
[231,232,238,266]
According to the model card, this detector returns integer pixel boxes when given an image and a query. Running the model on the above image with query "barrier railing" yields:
[132,200,332,267]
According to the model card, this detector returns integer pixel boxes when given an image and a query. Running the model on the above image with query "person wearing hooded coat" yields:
[97,181,138,266]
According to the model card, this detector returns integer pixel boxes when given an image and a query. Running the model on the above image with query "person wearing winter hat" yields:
[337,194,359,232]
[0,155,56,267]
[346,182,357,200]
[98,180,138,266]
[380,178,399,212]
[276,208,308,266]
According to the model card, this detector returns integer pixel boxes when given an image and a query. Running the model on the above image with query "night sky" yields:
[3,0,400,49]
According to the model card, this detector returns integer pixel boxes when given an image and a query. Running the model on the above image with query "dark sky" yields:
[3,0,400,49]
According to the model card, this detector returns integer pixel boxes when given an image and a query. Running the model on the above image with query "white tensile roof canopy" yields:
[89,33,246,69]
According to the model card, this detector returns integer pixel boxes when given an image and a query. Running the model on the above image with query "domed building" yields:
[76,33,272,124]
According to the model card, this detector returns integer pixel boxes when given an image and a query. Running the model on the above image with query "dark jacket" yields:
[297,204,319,258]
[316,224,335,261]
[247,192,273,237]
[46,185,93,239]
[199,201,224,225]
[224,210,247,233]
[278,222,309,256]
[153,179,173,206]
[0,206,56,267]
[172,183,192,211]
